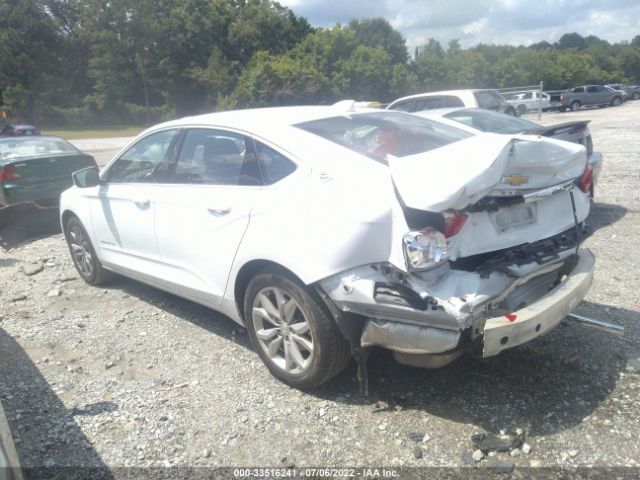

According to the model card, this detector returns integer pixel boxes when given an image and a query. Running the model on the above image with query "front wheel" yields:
[632,92,639,100]
[611,96,622,106]
[64,215,113,285]
[516,104,527,116]
[244,272,350,388]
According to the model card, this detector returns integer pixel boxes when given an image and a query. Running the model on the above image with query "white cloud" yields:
[279,0,640,51]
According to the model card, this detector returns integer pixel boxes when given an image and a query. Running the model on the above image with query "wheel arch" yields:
[60,208,78,232]
[233,259,308,323]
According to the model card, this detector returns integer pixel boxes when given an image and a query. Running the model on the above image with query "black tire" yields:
[244,271,350,389]
[516,104,527,116]
[632,92,639,101]
[64,215,113,285]
[570,101,581,112]
[560,106,567,112]
[611,96,622,107]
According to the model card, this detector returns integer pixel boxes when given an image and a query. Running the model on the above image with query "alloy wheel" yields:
[251,286,315,374]
[68,224,94,278]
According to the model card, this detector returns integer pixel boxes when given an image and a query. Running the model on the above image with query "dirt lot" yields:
[1,102,639,477]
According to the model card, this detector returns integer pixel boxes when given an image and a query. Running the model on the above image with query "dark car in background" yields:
[0,124,40,136]
[605,84,640,100]
[0,136,96,210]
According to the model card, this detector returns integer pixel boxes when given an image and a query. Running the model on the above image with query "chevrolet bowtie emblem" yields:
[502,175,530,186]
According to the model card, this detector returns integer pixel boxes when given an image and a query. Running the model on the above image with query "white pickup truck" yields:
[503,91,551,115]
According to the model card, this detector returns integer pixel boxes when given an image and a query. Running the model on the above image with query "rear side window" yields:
[296,111,471,164]
[444,109,539,133]
[106,129,177,183]
[173,129,260,186]
[254,141,296,184]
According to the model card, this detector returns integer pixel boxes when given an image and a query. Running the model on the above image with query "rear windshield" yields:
[473,90,506,109]
[295,112,471,163]
[0,137,76,160]
[444,109,539,134]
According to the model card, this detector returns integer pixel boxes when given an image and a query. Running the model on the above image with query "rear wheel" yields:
[64,215,113,285]
[570,101,581,112]
[244,271,350,388]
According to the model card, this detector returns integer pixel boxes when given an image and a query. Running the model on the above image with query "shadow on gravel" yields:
[0,205,61,251]
[102,277,253,351]
[588,202,627,233]
[314,301,633,439]
[0,328,112,479]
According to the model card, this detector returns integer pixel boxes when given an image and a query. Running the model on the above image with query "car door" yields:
[89,128,179,276]
[153,128,263,306]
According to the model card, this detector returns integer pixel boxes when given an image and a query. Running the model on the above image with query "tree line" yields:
[1,0,640,126]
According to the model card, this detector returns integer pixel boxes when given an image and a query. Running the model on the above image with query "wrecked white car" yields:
[60,106,595,389]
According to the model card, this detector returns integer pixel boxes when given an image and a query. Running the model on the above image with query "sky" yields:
[278,0,640,52]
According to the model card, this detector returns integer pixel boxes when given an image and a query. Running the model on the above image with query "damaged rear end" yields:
[311,120,596,372]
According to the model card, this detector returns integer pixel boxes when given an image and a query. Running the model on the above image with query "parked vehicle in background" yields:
[0,123,40,136]
[605,84,640,100]
[0,136,97,210]
[502,90,551,115]
[414,108,603,195]
[544,90,566,110]
[387,89,518,116]
[61,105,594,389]
[559,85,625,111]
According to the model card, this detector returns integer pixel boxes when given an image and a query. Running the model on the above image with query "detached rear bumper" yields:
[482,248,594,357]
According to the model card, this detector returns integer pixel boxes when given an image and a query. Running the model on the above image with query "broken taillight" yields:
[578,164,593,193]
[443,212,468,237]
[0,164,20,182]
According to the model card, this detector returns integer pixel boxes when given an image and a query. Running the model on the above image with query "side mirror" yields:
[72,166,101,188]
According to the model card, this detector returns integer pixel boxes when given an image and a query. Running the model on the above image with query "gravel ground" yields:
[1,102,639,478]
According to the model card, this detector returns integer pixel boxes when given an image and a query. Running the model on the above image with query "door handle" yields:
[207,207,232,216]
[133,197,150,208]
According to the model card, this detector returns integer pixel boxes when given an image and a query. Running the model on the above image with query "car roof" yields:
[387,89,500,106]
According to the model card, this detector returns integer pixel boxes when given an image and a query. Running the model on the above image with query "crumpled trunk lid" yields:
[388,133,587,212]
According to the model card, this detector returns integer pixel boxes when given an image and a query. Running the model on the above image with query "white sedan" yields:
[61,104,595,389]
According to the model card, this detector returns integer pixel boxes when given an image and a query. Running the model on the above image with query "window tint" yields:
[586,86,597,93]
[106,129,177,183]
[254,141,296,184]
[442,96,464,107]
[389,100,414,112]
[173,129,259,186]
[444,109,539,134]
[573,87,585,93]
[473,90,505,109]
[296,111,471,164]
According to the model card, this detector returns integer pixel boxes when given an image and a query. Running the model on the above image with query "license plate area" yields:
[490,202,536,232]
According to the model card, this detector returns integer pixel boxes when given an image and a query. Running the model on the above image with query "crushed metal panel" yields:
[482,249,595,357]
[360,319,460,354]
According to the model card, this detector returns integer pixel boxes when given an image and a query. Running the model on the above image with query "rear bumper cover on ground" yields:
[482,248,594,357]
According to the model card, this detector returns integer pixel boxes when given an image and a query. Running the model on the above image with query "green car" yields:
[0,136,96,209]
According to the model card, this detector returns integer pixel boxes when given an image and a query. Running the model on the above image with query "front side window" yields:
[296,111,471,164]
[173,129,259,186]
[106,129,177,183]
[573,87,585,93]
